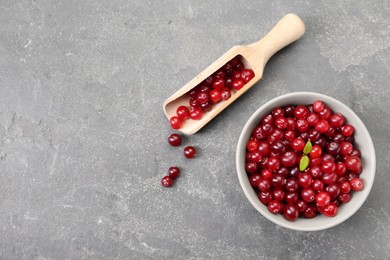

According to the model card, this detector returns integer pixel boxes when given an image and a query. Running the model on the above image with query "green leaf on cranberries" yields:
[300,155,309,171]
[303,140,312,154]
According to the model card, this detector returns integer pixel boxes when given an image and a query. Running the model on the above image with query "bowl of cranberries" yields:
[236,92,376,231]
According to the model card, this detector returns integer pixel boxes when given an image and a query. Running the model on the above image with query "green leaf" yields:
[300,155,309,171]
[303,140,312,154]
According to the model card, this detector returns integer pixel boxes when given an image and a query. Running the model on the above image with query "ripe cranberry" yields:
[268,200,284,214]
[296,119,309,132]
[350,149,361,158]
[340,142,353,156]
[325,126,336,138]
[168,166,180,179]
[285,192,299,204]
[161,176,173,187]
[310,145,322,158]
[246,140,259,152]
[258,157,269,168]
[269,129,284,143]
[338,193,351,203]
[312,179,324,191]
[283,204,299,221]
[303,204,316,218]
[330,113,345,128]
[315,119,330,133]
[322,153,335,162]
[347,173,359,181]
[321,160,336,174]
[262,114,274,125]
[225,77,233,88]
[309,166,323,178]
[267,156,281,171]
[307,113,320,126]
[291,137,305,151]
[319,107,331,120]
[233,70,241,80]
[187,88,199,98]
[168,133,182,146]
[190,107,203,120]
[261,169,273,180]
[286,118,296,130]
[301,187,316,202]
[271,174,286,188]
[170,116,183,129]
[258,178,271,192]
[335,162,347,176]
[212,78,225,91]
[203,76,213,85]
[289,166,300,178]
[316,191,331,207]
[314,136,327,148]
[200,101,212,112]
[271,140,286,155]
[214,69,226,79]
[199,85,211,93]
[245,162,258,173]
[209,89,222,103]
[272,188,285,201]
[284,105,295,117]
[350,178,364,191]
[272,107,285,118]
[341,124,355,137]
[294,105,309,119]
[261,123,274,137]
[327,142,340,156]
[277,167,289,177]
[281,151,298,167]
[298,173,312,187]
[258,141,271,156]
[322,172,338,185]
[284,130,296,141]
[310,157,323,167]
[275,117,288,129]
[344,155,362,174]
[340,181,351,193]
[313,100,325,112]
[221,88,231,100]
[249,174,262,187]
[241,69,255,83]
[296,200,308,212]
[308,129,320,142]
[258,191,272,204]
[189,98,200,108]
[197,91,209,104]
[285,178,299,192]
[184,146,196,158]
[323,203,338,217]
[232,79,245,90]
[333,133,346,143]
[345,135,354,143]
[326,183,340,198]
[176,106,190,120]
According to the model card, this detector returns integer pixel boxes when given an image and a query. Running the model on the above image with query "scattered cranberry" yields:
[161,176,173,187]
[168,133,182,146]
[184,146,196,159]
[168,167,180,179]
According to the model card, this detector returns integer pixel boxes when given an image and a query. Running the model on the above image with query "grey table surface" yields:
[1,0,389,259]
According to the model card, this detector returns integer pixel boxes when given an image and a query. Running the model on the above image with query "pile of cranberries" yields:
[245,100,364,221]
[170,56,255,129]
[162,133,197,187]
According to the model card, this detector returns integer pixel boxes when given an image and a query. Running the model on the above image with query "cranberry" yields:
[161,176,173,187]
[246,140,259,152]
[314,136,327,148]
[335,162,347,176]
[176,106,190,120]
[308,129,320,142]
[319,107,331,120]
[189,98,200,108]
[168,166,180,179]
[275,117,288,129]
[249,151,262,163]
[298,173,312,188]
[284,130,296,141]
[261,169,273,180]
[338,193,351,203]
[294,105,309,119]
[221,88,231,100]
[309,166,323,178]
[322,172,337,185]
[271,174,286,188]
[199,85,211,93]
[326,183,340,198]
[268,200,284,214]
[301,187,316,202]
[258,178,271,192]
[283,204,299,221]
[340,142,353,156]
[212,78,225,91]
[333,133,345,143]
[310,157,323,167]
[286,118,296,130]
[285,192,299,203]
[203,76,213,85]
[258,191,272,204]
[344,155,362,174]
[350,178,364,191]
[296,200,308,212]
[323,203,338,217]
[315,119,330,133]
[315,191,331,207]
[277,167,289,177]
[310,145,322,158]
[258,141,271,156]
[296,119,309,132]
[200,101,212,112]
[322,153,335,162]
[184,146,196,158]
[190,107,203,120]
[232,79,245,90]
[168,133,182,146]
[210,89,222,103]
[340,181,351,193]
[281,151,298,167]
[268,156,281,171]
[312,179,324,191]
[249,174,262,187]
[307,113,320,126]
[170,116,182,129]
[341,124,355,137]
[291,138,305,151]
[327,142,340,156]
[321,160,336,174]
[284,105,295,117]
[271,140,286,155]
[289,166,300,178]
[187,88,199,99]
[272,107,285,118]
[350,149,361,158]
[285,178,299,192]
[262,123,274,137]
[272,188,285,201]
[330,113,345,128]
[303,204,316,218]
[241,69,255,83]
[313,100,325,113]
[225,77,233,88]
[262,114,275,125]
[245,162,258,173]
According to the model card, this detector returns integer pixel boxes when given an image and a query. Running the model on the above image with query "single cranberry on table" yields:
[168,166,181,179]
[161,176,173,187]
[184,146,196,159]
[168,133,182,147]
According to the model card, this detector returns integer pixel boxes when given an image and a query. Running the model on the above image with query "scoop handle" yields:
[254,13,305,64]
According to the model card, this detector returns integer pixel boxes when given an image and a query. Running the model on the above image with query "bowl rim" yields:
[236,91,376,231]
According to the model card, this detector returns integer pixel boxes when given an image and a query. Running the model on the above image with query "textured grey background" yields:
[0,0,389,259]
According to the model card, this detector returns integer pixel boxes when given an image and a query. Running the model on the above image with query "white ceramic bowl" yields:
[236,92,376,231]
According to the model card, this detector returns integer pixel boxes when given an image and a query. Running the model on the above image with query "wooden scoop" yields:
[163,13,305,135]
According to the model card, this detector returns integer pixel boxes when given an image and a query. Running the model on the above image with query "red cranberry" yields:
[308,129,320,142]
[285,178,299,192]
[210,89,222,103]
[284,105,295,117]
[322,160,336,174]
[315,191,331,207]
[314,136,327,148]
[296,200,308,212]
[199,85,211,93]
[272,188,285,201]
[341,124,355,137]
[284,130,296,141]
[261,123,274,137]
[310,145,322,158]
[258,141,271,156]
[294,105,309,119]
[161,176,173,187]
[247,140,259,152]
[168,166,180,179]
[312,179,324,191]
[258,191,272,204]
[232,79,245,90]
[301,187,316,202]
[261,169,273,180]
[170,116,182,129]
[249,151,262,163]
[283,204,299,221]
[249,174,262,187]
[315,119,330,133]
[189,98,200,108]
[309,166,323,179]
[350,149,361,158]
[307,113,320,126]
[190,107,203,120]
[338,193,351,203]
[241,69,255,83]
[221,88,231,100]
[289,166,300,178]
[262,114,275,125]
[319,107,331,120]
[323,203,338,217]
[245,162,258,173]
[344,155,362,174]
[296,119,309,132]
[258,178,271,192]
[340,181,351,193]
[277,167,289,177]
[291,137,305,151]
[313,100,325,113]
[285,192,299,203]
[340,142,353,156]
[268,156,281,171]
[268,200,284,214]
[214,69,226,79]
[322,172,338,185]
[350,178,364,191]
[286,118,296,130]
[303,204,316,218]
[330,113,345,128]
[187,88,199,98]
[200,101,212,112]
[271,140,286,155]
[322,153,335,162]
[333,133,346,143]
[212,78,225,91]
[275,117,288,129]
[327,142,340,156]
[310,157,323,167]
[176,106,190,120]
[281,151,298,167]
[271,174,286,188]
[326,183,340,198]
[184,146,196,158]
[272,107,285,118]
[168,133,182,146]
[325,126,336,138]
[298,173,312,187]
[196,91,209,104]
[335,162,347,176]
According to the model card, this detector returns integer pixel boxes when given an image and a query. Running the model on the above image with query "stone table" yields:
[1,0,389,259]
